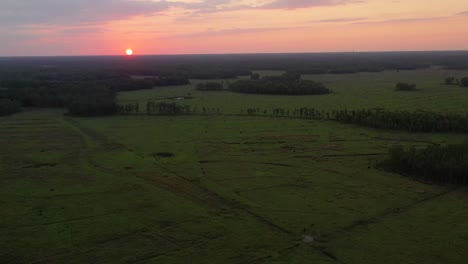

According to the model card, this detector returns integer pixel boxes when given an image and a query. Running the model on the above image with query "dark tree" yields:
[395,82,417,91]
[250,73,260,80]
[142,101,192,115]
[0,99,22,116]
[461,77,468,87]
[444,76,458,85]
[67,86,118,116]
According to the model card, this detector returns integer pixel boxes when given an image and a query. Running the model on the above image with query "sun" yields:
[125,49,133,56]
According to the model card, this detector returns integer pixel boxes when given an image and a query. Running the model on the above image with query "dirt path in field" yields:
[329,187,458,238]
[200,160,296,167]
[359,133,440,146]
[294,153,387,158]
[59,117,384,264]
[61,117,295,233]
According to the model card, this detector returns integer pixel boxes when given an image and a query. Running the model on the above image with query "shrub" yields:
[395,82,417,91]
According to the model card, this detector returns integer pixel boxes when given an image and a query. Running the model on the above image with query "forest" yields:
[382,144,468,185]
[3,51,468,75]
[332,109,468,133]
[0,69,189,116]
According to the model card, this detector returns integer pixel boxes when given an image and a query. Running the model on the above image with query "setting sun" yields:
[125,49,133,56]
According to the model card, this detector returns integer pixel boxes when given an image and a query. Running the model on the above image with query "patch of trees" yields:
[395,82,418,91]
[0,98,22,116]
[244,107,267,115]
[196,82,224,91]
[109,76,189,92]
[382,144,468,185]
[444,76,459,85]
[461,77,468,87]
[333,109,468,133]
[250,73,260,80]
[2,82,119,116]
[119,101,221,116]
[229,72,331,95]
[0,69,189,116]
[67,87,118,116]
[118,102,140,115]
[189,70,251,79]
[146,101,192,115]
[237,107,468,133]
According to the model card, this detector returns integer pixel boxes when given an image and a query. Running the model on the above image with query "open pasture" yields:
[119,69,468,115]
[2,105,468,263]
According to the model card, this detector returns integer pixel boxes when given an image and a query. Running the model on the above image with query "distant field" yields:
[2,69,468,263]
[119,69,468,114]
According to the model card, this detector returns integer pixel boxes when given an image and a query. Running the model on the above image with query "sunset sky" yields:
[1,0,468,56]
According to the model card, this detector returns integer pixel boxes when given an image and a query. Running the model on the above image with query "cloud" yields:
[354,16,450,25]
[185,0,233,10]
[0,0,364,26]
[59,27,112,35]
[259,0,359,10]
[184,0,360,15]
[459,11,468,15]
[0,0,181,26]
[308,17,367,23]
[174,26,295,38]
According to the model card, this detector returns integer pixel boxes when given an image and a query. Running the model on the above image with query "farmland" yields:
[120,69,468,114]
[1,58,468,263]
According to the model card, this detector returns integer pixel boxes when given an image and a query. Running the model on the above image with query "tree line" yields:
[118,101,221,115]
[0,69,189,116]
[382,144,468,185]
[6,52,468,79]
[66,86,118,116]
[333,109,468,133]
[444,76,468,87]
[75,95,468,134]
[237,107,468,133]
[229,72,331,95]
[0,98,21,116]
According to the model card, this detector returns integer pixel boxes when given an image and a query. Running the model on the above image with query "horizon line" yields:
[1,49,468,58]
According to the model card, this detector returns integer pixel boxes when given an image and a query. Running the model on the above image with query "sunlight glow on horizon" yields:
[2,0,468,56]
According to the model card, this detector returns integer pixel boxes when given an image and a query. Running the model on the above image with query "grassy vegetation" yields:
[2,68,468,263]
[119,69,468,115]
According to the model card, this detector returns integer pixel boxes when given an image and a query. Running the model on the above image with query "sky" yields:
[1,0,468,56]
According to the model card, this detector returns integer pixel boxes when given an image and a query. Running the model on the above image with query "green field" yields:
[121,69,468,114]
[2,69,468,263]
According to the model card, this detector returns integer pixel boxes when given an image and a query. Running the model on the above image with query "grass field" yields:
[2,69,468,263]
[120,69,468,114]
